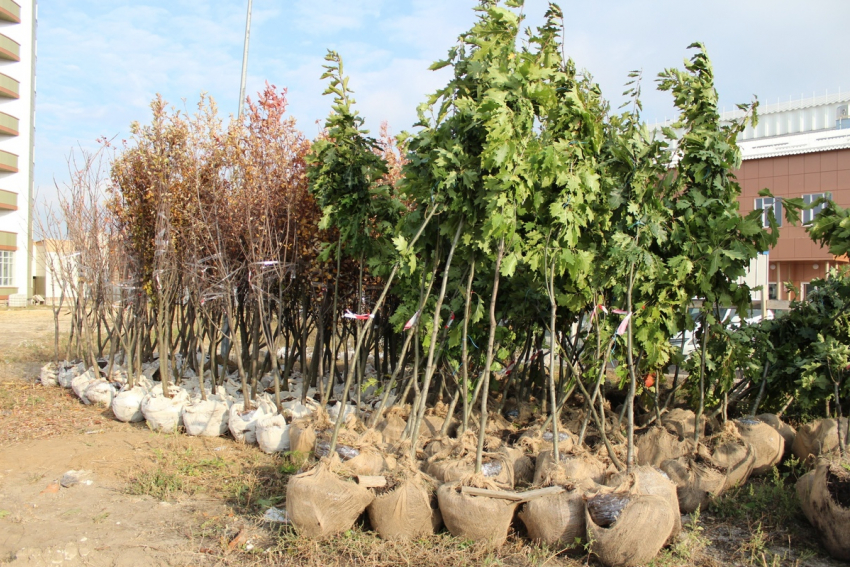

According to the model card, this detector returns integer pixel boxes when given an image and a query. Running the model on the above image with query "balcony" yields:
[0,188,15,210]
[0,229,16,250]
[0,72,18,98]
[0,34,19,61]
[0,111,17,135]
[0,149,17,172]
[0,0,20,23]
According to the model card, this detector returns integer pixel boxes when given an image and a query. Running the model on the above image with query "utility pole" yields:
[238,0,253,120]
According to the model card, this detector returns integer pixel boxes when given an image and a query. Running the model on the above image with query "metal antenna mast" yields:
[238,0,254,120]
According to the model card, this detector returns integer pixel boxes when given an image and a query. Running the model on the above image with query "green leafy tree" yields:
[658,43,778,444]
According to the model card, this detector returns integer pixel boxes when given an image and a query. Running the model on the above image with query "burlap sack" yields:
[586,492,676,567]
[340,444,387,476]
[286,457,374,539]
[517,428,575,455]
[427,452,514,489]
[424,431,514,489]
[796,462,850,560]
[792,418,849,462]
[533,450,605,486]
[662,408,704,441]
[436,481,518,546]
[660,456,725,513]
[756,413,796,456]
[636,426,693,467]
[375,411,407,445]
[289,419,318,455]
[519,487,585,546]
[608,466,681,541]
[366,474,442,541]
[423,437,453,459]
[735,418,784,475]
[500,446,535,486]
[422,414,458,438]
[328,428,391,476]
[709,433,756,490]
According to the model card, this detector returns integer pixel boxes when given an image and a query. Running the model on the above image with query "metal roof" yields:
[738,128,850,160]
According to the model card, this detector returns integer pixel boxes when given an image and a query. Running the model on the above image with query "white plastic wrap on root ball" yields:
[282,398,318,420]
[40,363,58,387]
[256,414,290,453]
[112,386,147,422]
[57,367,77,388]
[71,370,99,404]
[182,397,231,437]
[229,400,274,444]
[141,390,189,432]
[84,380,117,407]
[327,402,356,423]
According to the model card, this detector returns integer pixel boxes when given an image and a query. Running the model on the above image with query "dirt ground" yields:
[0,307,846,567]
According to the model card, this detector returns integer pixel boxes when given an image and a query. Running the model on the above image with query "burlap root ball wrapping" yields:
[636,426,693,468]
[436,482,518,546]
[586,493,675,567]
[366,475,442,541]
[286,459,374,539]
[660,456,725,514]
[734,418,784,475]
[607,465,681,541]
[533,450,605,486]
[756,413,796,455]
[519,488,585,546]
[709,434,756,490]
[792,418,849,463]
[661,408,704,441]
[796,462,850,560]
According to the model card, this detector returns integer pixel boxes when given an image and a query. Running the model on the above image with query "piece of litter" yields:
[80,537,87,542]
[85,430,103,435]
[60,470,89,488]
[245,542,254,551]
[40,483,60,494]
[228,528,248,550]
[262,507,290,524]
[83,480,93,486]
[481,461,503,478]
[214,447,225,452]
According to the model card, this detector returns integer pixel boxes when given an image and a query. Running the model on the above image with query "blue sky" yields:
[35,0,849,203]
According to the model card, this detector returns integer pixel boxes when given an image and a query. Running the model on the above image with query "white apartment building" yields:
[0,0,35,302]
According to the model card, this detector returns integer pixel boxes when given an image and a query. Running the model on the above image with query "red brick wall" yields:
[737,148,850,262]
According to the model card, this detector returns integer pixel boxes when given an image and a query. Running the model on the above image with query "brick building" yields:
[734,93,850,300]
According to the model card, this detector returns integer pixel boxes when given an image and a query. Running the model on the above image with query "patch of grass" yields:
[279,451,308,475]
[737,522,768,563]
[268,529,563,567]
[650,508,713,567]
[126,467,186,501]
[0,336,67,364]
[0,510,9,519]
[26,472,45,484]
[710,467,799,529]
[124,434,291,512]
[92,511,110,524]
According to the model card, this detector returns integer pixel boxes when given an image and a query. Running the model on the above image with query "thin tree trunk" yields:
[475,237,505,474]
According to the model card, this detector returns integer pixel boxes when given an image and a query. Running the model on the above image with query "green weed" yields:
[126,468,186,500]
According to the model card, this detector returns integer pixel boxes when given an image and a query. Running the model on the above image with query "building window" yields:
[0,250,12,286]
[802,193,831,225]
[768,283,778,300]
[754,197,782,228]
[802,282,816,300]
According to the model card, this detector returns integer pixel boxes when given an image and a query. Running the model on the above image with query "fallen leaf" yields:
[228,528,248,550]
